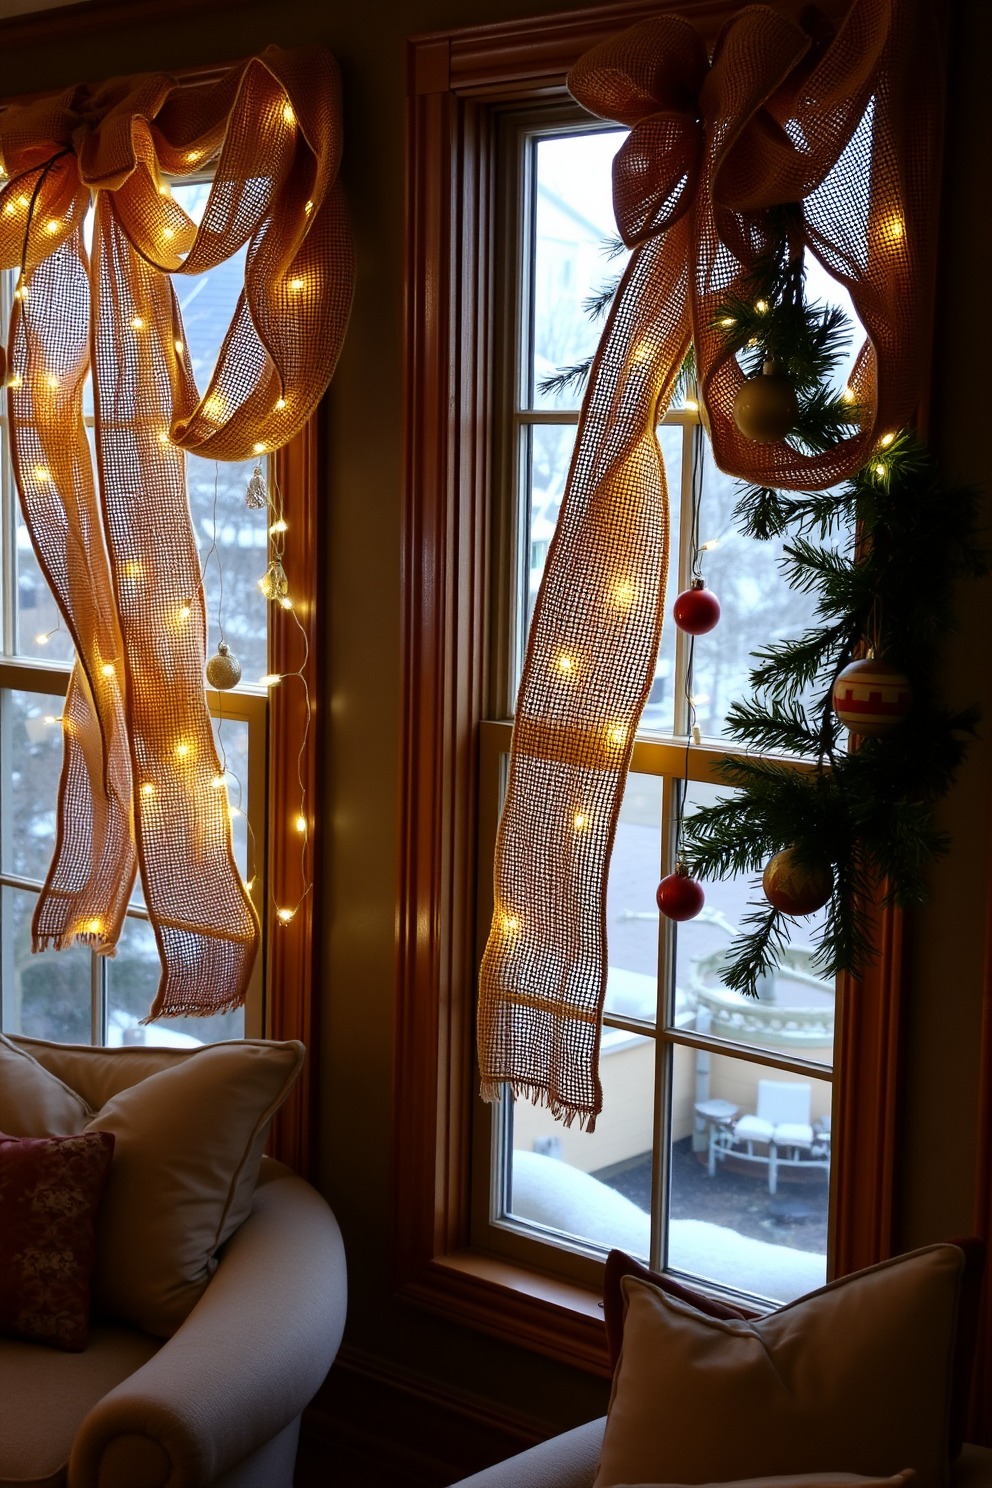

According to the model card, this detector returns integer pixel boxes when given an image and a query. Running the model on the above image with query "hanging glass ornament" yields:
[673,577,720,635]
[259,560,289,602]
[762,847,833,916]
[733,359,799,443]
[245,462,267,509]
[206,641,242,690]
[832,657,912,737]
[656,863,705,922]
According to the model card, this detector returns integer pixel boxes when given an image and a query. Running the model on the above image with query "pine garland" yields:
[681,247,985,995]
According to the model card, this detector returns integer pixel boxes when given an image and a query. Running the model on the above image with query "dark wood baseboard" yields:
[298,1346,547,1487]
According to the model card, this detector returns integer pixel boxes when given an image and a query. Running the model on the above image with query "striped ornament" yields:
[832,658,912,736]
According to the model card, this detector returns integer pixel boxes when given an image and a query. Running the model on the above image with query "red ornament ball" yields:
[832,658,912,737]
[732,360,799,444]
[762,848,833,917]
[656,869,705,922]
[673,578,721,636]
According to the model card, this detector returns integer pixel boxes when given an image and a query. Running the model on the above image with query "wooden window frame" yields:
[0,62,322,1177]
[396,0,909,1374]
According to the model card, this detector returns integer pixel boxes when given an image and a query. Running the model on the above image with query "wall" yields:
[1,0,988,1449]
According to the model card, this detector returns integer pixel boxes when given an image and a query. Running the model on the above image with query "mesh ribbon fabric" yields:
[478,0,941,1128]
[0,47,354,1018]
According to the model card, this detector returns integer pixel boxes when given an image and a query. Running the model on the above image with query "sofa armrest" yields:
[449,1419,606,1488]
[69,1167,347,1488]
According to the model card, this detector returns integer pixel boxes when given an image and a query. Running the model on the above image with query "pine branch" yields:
[536,357,593,400]
[748,622,852,700]
[583,275,622,322]
[722,697,823,756]
[719,902,792,999]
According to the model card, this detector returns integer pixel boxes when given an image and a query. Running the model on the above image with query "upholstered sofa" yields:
[0,1155,345,1488]
[452,1422,992,1488]
[0,1032,347,1488]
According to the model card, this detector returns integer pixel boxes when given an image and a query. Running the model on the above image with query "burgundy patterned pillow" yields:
[0,1130,114,1351]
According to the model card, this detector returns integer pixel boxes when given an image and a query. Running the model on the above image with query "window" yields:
[397,2,906,1372]
[473,113,864,1308]
[0,142,319,1160]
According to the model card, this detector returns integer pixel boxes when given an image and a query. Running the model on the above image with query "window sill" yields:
[396,1251,612,1377]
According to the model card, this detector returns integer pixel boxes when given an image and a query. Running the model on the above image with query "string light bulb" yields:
[45,374,59,390]
[269,518,288,535]
[260,673,282,687]
[609,726,626,746]
[684,398,699,412]
[35,632,50,645]
[279,596,294,610]
[33,467,50,483]
[558,655,574,674]
[175,340,184,355]
[277,907,295,924]
[43,715,60,725]
[275,397,287,410]
[294,814,307,834]
[175,741,191,759]
[288,277,304,292]
[8,374,22,389]
[842,386,856,403]
[875,463,886,477]
[131,316,145,330]
[253,442,266,455]
[700,538,719,552]
[879,432,895,448]
[141,782,155,796]
[755,299,769,313]
[573,813,587,831]
[282,103,296,125]
[101,663,115,677]
[211,774,226,790]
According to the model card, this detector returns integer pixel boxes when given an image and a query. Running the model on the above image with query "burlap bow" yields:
[0,47,353,1018]
[478,0,940,1128]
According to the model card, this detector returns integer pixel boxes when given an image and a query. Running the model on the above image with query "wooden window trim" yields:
[396,0,913,1372]
[0,62,321,1177]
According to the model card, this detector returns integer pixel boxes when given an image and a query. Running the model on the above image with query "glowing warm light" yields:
[163,227,175,240]
[158,430,170,444]
[282,103,296,125]
[879,432,895,448]
[175,340,184,355]
[842,386,856,403]
[243,878,255,893]
[43,715,60,725]
[3,202,14,216]
[887,216,904,240]
[159,185,171,197]
[141,782,155,796]
[277,907,295,924]
[288,277,305,291]
[275,397,286,410]
[186,150,201,163]
[18,195,29,208]
[204,394,225,421]
[755,299,768,313]
[211,775,226,790]
[253,442,266,455]
[101,663,115,677]
[609,726,626,746]
[501,913,519,933]
[175,742,191,759]
[720,317,735,327]
[87,919,102,935]
[45,374,59,390]
[229,804,241,820]
[260,673,282,687]
[875,463,886,477]
[700,538,719,552]
[614,581,634,607]
[279,596,294,610]
[176,605,191,621]
[294,814,307,834]
[45,218,60,235]
[35,632,50,645]
[304,200,313,215]
[573,813,587,831]
[269,519,288,535]
[690,693,710,706]
[684,398,699,412]
[131,316,145,330]
[8,374,22,389]
[33,467,50,483]
[124,561,143,579]
[558,655,574,673]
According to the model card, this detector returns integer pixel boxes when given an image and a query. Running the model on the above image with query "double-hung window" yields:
[473,109,857,1308]
[0,159,316,1099]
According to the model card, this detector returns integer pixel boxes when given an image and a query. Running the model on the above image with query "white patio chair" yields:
[709,1080,815,1194]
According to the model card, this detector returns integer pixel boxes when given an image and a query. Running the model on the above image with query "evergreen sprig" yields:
[681,261,985,995]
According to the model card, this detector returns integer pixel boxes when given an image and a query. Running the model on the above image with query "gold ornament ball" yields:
[206,642,241,690]
[762,847,833,917]
[733,360,799,444]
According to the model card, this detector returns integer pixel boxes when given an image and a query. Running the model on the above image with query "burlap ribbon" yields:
[478,0,940,1127]
[0,47,353,1017]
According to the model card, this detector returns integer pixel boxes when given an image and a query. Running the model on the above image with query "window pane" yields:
[2,690,65,880]
[106,914,244,1047]
[666,1047,830,1303]
[604,771,661,1025]
[15,502,76,664]
[188,456,270,688]
[1,885,91,1042]
[521,421,682,722]
[531,131,627,412]
[505,1033,655,1258]
[672,781,835,1065]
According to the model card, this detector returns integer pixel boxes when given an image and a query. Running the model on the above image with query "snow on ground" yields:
[511,1150,825,1304]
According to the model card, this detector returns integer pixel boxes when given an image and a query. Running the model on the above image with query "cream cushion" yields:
[0,1033,304,1338]
[0,1325,161,1487]
[596,1247,965,1488]
[612,1478,915,1488]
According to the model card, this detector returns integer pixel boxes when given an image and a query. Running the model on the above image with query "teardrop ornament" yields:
[245,463,267,510]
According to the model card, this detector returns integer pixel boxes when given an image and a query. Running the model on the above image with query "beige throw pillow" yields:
[612,1477,915,1488]
[0,1033,304,1338]
[596,1249,964,1488]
